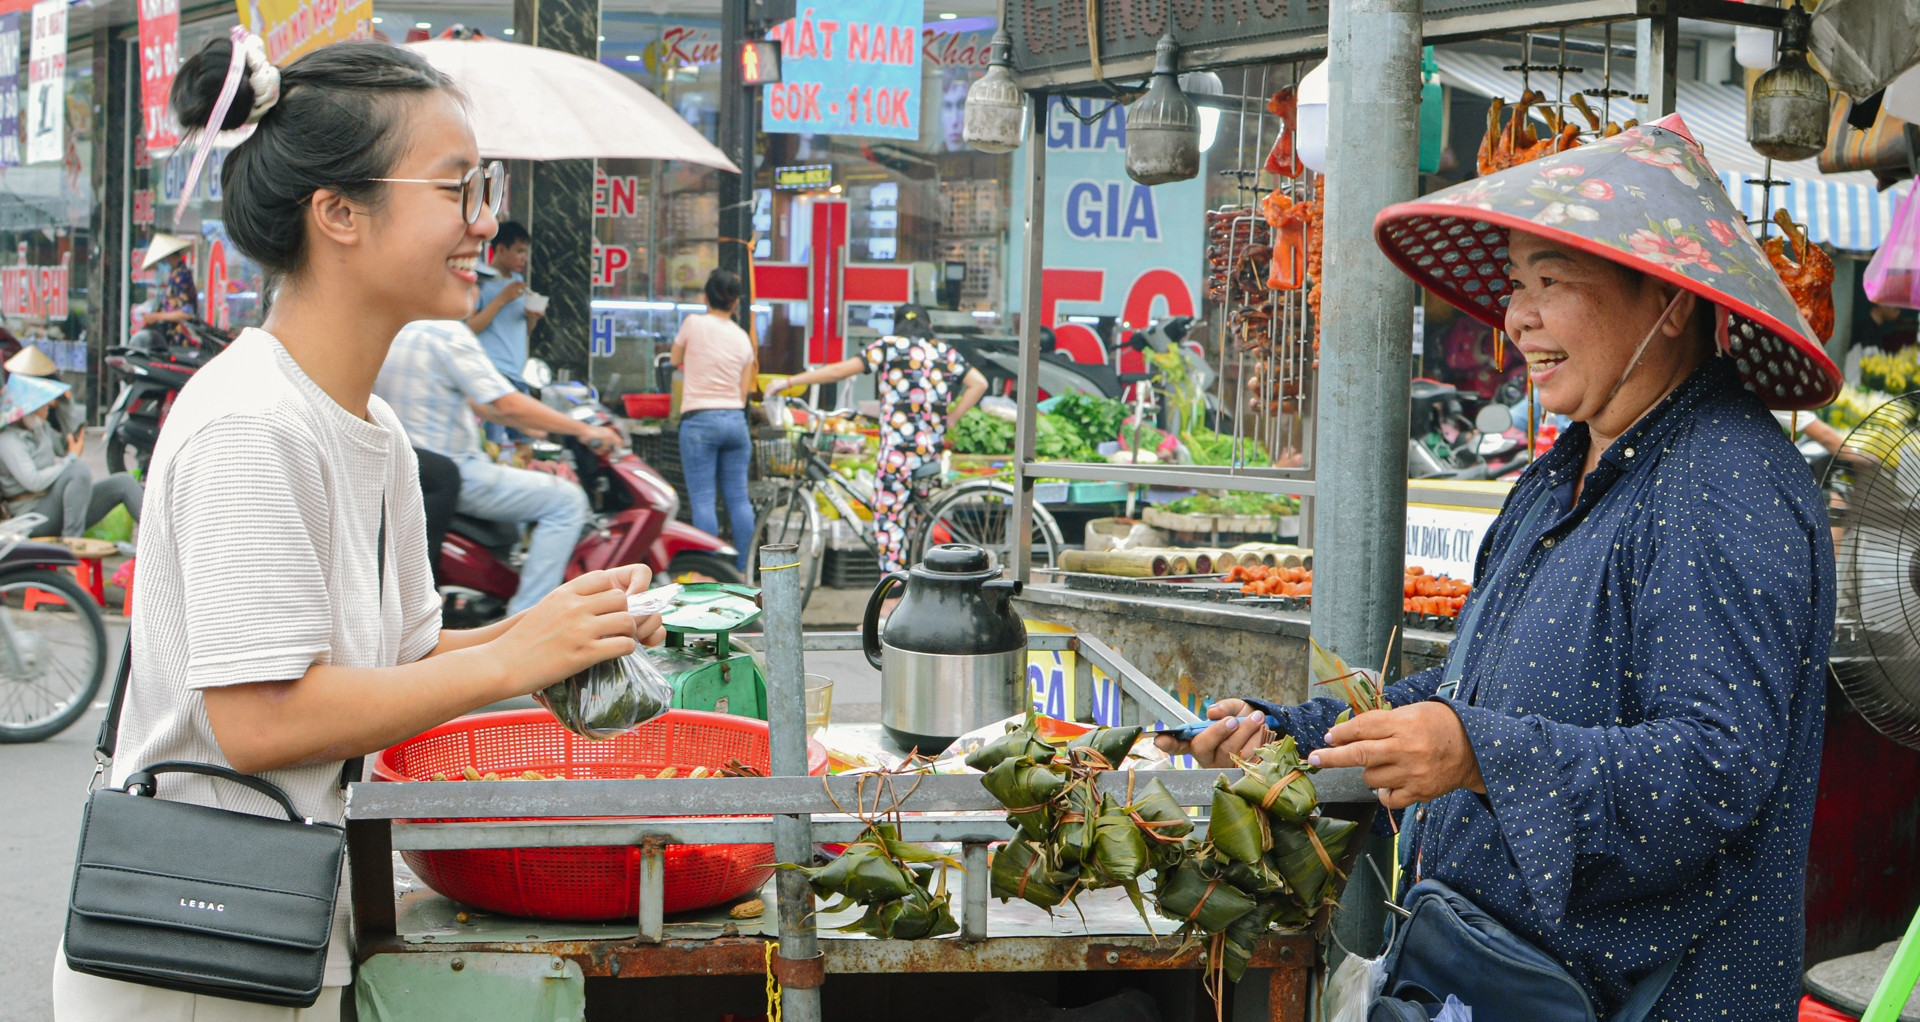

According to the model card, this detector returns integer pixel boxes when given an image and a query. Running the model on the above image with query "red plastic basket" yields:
[621,393,672,419]
[371,709,827,920]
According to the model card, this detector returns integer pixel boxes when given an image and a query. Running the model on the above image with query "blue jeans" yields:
[454,456,591,614]
[677,409,753,571]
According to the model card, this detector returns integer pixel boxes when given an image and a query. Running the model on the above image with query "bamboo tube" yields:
[1060,550,1173,577]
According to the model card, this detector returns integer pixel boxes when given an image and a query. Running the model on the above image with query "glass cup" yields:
[804,673,834,736]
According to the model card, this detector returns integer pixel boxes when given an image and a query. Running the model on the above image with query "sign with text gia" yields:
[239,0,375,67]
[138,0,180,148]
[763,1,919,140]
[23,0,65,166]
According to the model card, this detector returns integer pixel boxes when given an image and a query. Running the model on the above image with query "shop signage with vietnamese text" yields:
[593,168,643,218]
[1404,504,1496,581]
[3,245,70,319]
[1005,97,1204,366]
[763,1,921,140]
[0,13,20,168]
[239,0,375,67]
[23,0,65,166]
[137,0,180,147]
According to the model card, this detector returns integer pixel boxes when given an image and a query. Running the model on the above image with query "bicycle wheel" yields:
[913,481,1065,572]
[748,485,822,607]
[0,568,109,743]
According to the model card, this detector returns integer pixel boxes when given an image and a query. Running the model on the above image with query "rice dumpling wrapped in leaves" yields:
[1220,856,1283,897]
[1153,858,1256,933]
[981,756,1067,841]
[1220,898,1284,983]
[1087,794,1151,885]
[782,841,917,904]
[1065,724,1143,769]
[1208,777,1272,864]
[1227,736,1318,822]
[990,839,1081,911]
[1053,779,1099,867]
[1269,815,1359,908]
[966,714,1057,771]
[1128,777,1195,845]
[835,868,959,940]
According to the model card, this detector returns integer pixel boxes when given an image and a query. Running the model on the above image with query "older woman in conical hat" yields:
[3,343,82,439]
[1160,115,1836,1019]
[0,372,142,539]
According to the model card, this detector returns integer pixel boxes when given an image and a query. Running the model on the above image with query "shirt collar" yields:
[1530,356,1741,507]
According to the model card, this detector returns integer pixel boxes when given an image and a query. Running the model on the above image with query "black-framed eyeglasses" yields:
[371,161,506,224]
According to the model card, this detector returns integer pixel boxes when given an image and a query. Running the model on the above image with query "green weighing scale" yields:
[639,583,768,720]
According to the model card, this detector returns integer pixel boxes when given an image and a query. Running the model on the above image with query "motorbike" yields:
[101,318,232,476]
[0,513,109,743]
[437,384,741,628]
[1408,378,1530,481]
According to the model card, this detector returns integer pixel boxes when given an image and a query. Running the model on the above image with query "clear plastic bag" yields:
[1324,952,1386,1022]
[1865,186,1920,311]
[535,649,674,740]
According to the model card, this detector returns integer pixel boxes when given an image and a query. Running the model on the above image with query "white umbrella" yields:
[407,37,740,170]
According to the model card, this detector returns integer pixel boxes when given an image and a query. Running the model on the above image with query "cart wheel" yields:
[912,480,1064,572]
[0,568,109,743]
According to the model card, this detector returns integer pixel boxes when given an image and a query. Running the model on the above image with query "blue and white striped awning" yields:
[1434,48,1912,252]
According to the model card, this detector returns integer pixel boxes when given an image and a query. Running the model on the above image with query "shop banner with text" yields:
[240,0,375,67]
[0,14,20,167]
[1004,97,1204,364]
[23,0,64,166]
[763,1,920,140]
[138,0,180,148]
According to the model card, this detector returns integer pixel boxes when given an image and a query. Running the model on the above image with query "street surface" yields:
[0,609,876,1020]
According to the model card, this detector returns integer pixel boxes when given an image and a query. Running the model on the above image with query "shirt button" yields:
[1543,537,1555,548]
[1624,447,1636,458]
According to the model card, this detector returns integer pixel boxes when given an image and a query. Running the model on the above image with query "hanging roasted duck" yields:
[1762,208,1836,342]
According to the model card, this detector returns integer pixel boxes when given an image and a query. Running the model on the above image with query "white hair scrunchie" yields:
[238,33,281,124]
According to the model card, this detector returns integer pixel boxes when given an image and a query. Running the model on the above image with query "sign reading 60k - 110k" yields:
[762,2,920,141]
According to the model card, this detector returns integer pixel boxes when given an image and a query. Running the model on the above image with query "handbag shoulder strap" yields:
[1437,486,1553,701]
[96,498,388,777]
[1609,953,1684,1022]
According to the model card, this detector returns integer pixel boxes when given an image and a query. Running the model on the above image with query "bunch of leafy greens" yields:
[950,409,1016,455]
[1035,414,1098,461]
[1047,393,1128,449]
[1183,428,1270,468]
[1164,493,1299,516]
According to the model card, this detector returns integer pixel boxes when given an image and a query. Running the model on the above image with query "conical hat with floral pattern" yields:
[1373,113,1839,411]
[0,371,68,427]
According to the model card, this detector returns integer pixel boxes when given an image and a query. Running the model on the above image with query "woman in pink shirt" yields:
[671,269,757,571]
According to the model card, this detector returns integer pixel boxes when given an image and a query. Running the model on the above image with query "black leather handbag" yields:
[62,506,378,1006]
[61,638,349,1007]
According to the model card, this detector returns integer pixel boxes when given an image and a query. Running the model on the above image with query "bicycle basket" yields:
[754,433,805,478]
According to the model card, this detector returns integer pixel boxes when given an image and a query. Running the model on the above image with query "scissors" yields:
[1148,722,1212,742]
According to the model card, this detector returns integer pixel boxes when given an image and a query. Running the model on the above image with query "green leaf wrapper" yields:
[1208,777,1272,864]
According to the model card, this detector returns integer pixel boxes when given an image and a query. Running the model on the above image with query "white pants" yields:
[52,945,343,1022]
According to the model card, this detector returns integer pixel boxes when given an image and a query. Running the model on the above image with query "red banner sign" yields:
[137,0,179,147]
[2,244,70,319]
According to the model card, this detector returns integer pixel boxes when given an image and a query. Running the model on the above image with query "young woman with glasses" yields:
[52,36,664,1020]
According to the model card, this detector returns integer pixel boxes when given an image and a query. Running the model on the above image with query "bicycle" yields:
[746,401,1063,607]
[0,513,110,743]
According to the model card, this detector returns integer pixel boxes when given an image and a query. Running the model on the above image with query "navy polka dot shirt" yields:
[1254,358,1835,1019]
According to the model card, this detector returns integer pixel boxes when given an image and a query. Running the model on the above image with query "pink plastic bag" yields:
[1865,185,1920,310]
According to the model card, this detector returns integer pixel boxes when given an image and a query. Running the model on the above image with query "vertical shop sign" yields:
[138,0,180,148]
[0,13,20,168]
[239,0,375,66]
[205,240,229,330]
[1004,97,1205,363]
[23,0,65,167]
[763,1,920,140]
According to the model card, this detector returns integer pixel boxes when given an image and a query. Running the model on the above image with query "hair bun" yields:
[171,37,257,133]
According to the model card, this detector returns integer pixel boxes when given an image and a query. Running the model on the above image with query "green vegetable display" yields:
[1163,492,1300,517]
[950,409,1015,455]
[1035,414,1098,461]
[1046,393,1128,449]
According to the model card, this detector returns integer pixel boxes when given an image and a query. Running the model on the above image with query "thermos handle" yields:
[862,570,910,670]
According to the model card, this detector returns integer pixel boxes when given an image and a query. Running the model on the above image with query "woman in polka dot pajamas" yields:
[1161,117,1838,1020]
[768,305,989,574]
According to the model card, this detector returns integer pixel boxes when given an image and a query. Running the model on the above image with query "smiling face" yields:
[349,91,498,323]
[1504,230,1707,431]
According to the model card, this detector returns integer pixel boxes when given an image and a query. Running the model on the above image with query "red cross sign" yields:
[751,199,912,364]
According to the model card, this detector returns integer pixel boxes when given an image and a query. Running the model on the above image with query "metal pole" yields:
[1636,16,1679,119]
[1011,92,1047,585]
[760,542,821,1022]
[717,0,758,333]
[1314,0,1421,962]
